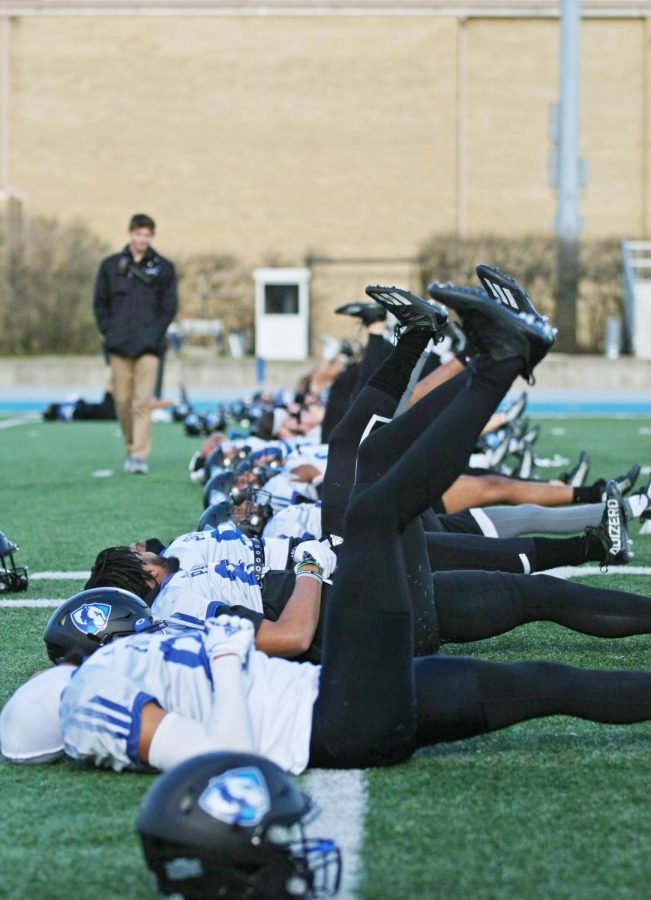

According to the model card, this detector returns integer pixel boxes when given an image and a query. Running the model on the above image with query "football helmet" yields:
[197,501,235,532]
[204,445,227,476]
[0,532,28,592]
[231,487,274,538]
[43,587,164,664]
[203,469,236,509]
[184,411,206,438]
[137,751,341,900]
[250,445,286,470]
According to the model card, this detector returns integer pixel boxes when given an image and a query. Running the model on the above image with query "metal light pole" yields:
[551,0,586,352]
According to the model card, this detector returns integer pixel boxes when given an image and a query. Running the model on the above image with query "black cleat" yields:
[479,428,512,469]
[522,423,541,447]
[606,462,642,498]
[335,301,387,326]
[476,264,546,320]
[635,476,651,533]
[365,285,449,338]
[427,280,556,383]
[502,391,528,425]
[629,475,651,521]
[586,480,631,568]
[515,446,535,480]
[561,449,590,488]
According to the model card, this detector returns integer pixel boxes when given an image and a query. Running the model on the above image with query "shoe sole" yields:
[517,449,535,479]
[335,302,386,324]
[565,450,590,487]
[365,285,449,333]
[615,462,641,495]
[503,391,528,424]
[427,281,556,351]
[476,263,545,320]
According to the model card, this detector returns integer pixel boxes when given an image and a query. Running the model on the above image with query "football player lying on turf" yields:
[78,285,648,665]
[11,289,651,775]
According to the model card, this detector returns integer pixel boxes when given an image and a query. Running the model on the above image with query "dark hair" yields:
[129,213,156,232]
[85,546,150,598]
[151,554,180,575]
[144,538,166,555]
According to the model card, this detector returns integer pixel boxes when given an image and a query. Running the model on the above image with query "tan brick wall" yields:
[2,11,650,350]
[8,15,458,263]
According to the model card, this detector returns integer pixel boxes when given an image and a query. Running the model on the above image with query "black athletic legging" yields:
[309,355,651,769]
[321,337,600,583]
[424,531,601,573]
[321,335,393,443]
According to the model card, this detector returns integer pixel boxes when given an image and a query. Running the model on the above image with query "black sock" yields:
[367,328,432,401]
[573,481,605,504]
[532,536,591,570]
[584,530,606,562]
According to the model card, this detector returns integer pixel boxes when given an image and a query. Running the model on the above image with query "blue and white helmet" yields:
[138,752,342,899]
[43,587,164,664]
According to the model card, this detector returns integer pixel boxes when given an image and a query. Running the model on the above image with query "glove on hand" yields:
[293,539,337,580]
[204,614,255,668]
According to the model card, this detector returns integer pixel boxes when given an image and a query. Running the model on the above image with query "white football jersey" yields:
[165,525,290,573]
[156,525,293,634]
[152,563,263,632]
[263,502,323,541]
[60,630,320,774]
[264,473,320,513]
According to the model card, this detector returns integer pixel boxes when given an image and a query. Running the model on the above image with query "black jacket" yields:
[93,245,178,358]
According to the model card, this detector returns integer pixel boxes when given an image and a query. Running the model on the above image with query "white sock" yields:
[629,493,650,518]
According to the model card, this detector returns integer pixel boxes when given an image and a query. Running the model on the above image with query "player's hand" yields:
[204,615,255,668]
[293,539,337,580]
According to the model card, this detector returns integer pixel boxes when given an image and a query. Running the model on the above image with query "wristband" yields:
[295,571,323,585]
[294,559,324,579]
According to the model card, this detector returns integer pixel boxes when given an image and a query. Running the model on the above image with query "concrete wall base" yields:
[1,352,650,393]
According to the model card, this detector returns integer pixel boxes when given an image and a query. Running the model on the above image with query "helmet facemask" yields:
[0,533,28,592]
[231,488,273,538]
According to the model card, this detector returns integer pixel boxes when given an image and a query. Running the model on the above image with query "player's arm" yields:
[140,619,255,770]
[254,573,322,658]
[254,540,336,658]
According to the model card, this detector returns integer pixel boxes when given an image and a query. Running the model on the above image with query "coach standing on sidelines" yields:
[93,213,177,475]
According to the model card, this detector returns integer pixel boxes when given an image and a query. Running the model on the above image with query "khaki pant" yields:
[109,353,158,460]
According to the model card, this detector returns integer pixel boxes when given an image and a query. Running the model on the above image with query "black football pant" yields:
[309,356,651,768]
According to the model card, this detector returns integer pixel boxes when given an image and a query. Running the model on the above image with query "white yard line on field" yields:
[304,768,367,900]
[30,572,90,580]
[0,414,39,428]
[0,599,60,607]
[7,564,651,895]
[541,565,651,579]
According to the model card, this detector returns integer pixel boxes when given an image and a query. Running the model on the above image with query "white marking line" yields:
[30,571,90,580]
[0,599,60,607]
[0,414,39,428]
[540,565,651,579]
[304,768,366,900]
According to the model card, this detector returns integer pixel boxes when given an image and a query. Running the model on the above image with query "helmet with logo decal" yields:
[0,532,28,592]
[43,587,164,664]
[137,751,341,899]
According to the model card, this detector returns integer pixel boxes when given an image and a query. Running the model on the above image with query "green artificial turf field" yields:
[1,413,651,899]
